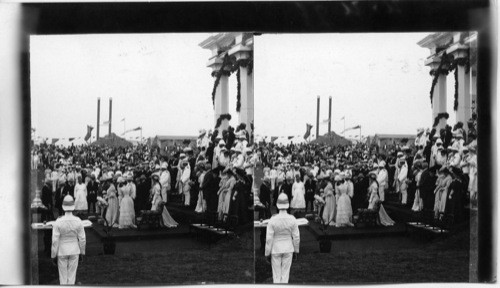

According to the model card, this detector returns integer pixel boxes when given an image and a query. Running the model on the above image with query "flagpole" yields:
[343,117,345,138]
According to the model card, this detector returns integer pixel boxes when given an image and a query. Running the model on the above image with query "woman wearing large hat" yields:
[51,195,86,285]
[265,193,300,283]
[433,166,453,219]
[104,175,119,227]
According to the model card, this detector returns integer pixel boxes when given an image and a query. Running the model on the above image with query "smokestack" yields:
[316,96,320,139]
[328,96,332,135]
[109,97,112,136]
[97,97,100,140]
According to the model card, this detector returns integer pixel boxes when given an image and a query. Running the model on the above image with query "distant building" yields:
[148,135,198,150]
[367,134,417,148]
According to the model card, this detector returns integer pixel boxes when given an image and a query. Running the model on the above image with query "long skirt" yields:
[161,207,178,228]
[411,189,423,211]
[118,196,136,229]
[195,191,206,213]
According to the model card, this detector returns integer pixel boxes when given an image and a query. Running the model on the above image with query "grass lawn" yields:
[255,227,470,284]
[38,231,254,285]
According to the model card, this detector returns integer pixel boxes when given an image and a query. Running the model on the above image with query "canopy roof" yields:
[311,131,351,146]
[90,133,132,148]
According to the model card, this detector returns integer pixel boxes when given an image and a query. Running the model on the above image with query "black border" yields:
[21,0,495,284]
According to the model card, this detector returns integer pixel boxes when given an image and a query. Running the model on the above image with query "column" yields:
[229,34,254,139]
[449,44,471,131]
[211,62,230,132]
[427,55,448,131]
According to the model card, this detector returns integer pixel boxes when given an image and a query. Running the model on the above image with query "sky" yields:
[31,32,460,140]
[30,33,239,139]
[254,33,458,138]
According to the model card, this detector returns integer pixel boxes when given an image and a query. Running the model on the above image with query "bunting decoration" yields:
[214,114,232,129]
[211,54,231,107]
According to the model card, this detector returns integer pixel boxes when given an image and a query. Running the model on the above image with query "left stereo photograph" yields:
[29,32,255,285]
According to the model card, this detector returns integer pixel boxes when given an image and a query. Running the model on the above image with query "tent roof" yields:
[311,131,351,146]
[91,133,132,148]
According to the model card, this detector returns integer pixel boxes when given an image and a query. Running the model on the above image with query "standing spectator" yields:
[265,193,300,284]
[86,175,98,214]
[51,195,86,285]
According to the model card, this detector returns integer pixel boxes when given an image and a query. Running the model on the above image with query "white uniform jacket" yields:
[265,213,300,256]
[51,214,86,258]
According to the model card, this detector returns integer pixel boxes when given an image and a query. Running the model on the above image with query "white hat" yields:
[397,152,404,157]
[117,176,125,183]
[379,161,386,167]
[179,153,187,159]
[199,129,207,136]
[417,128,424,135]
[334,175,341,182]
[161,163,168,169]
[436,138,443,144]
[237,131,246,139]
[373,163,379,168]
[183,147,193,153]
[218,139,226,146]
[155,164,161,170]
[437,146,444,151]
[276,193,290,210]
[62,195,75,211]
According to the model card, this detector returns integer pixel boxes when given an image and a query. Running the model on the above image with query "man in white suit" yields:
[159,163,171,202]
[377,161,388,202]
[265,193,300,283]
[51,195,86,285]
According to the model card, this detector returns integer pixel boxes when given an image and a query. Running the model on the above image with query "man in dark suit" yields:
[41,178,53,221]
[86,175,98,214]
[201,164,220,213]
[419,164,437,211]
[259,177,272,219]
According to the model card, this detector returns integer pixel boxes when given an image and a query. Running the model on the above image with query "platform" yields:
[306,221,407,240]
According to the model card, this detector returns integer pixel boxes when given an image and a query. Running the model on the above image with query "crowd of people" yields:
[256,119,478,226]
[33,123,258,228]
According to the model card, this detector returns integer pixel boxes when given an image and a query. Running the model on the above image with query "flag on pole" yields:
[84,125,93,141]
[123,127,142,135]
[101,121,109,126]
[288,136,294,140]
[342,125,361,134]
[304,124,313,139]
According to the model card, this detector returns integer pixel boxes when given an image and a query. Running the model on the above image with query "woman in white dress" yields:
[105,177,119,227]
[290,175,306,213]
[217,168,236,220]
[367,172,395,226]
[321,176,336,226]
[433,166,453,218]
[117,177,136,229]
[151,175,178,228]
[467,146,478,206]
[195,164,208,213]
[411,162,424,211]
[73,176,88,211]
[335,174,353,227]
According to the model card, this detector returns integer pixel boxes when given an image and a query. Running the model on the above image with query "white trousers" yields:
[184,189,190,206]
[161,187,168,203]
[57,254,79,285]
[271,252,293,283]
[378,186,385,202]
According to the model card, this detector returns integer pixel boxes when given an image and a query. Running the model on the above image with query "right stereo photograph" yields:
[253,32,478,284]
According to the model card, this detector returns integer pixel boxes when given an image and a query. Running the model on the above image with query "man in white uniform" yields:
[159,163,171,202]
[377,160,388,202]
[51,195,86,285]
[265,193,300,284]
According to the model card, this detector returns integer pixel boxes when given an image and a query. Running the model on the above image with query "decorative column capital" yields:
[447,43,469,60]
